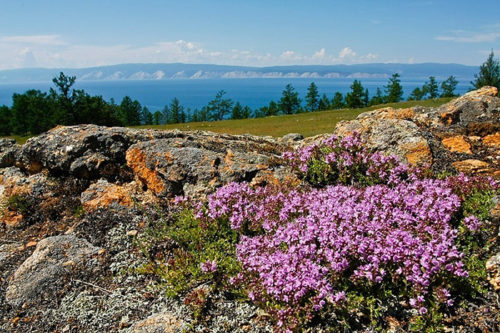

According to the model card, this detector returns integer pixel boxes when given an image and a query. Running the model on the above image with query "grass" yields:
[134,98,453,138]
[2,98,453,144]
[3,135,31,145]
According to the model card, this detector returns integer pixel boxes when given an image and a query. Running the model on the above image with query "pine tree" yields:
[345,80,365,108]
[370,88,385,106]
[425,77,439,99]
[440,76,459,97]
[471,50,500,92]
[331,92,345,109]
[231,102,243,119]
[0,105,11,135]
[208,90,234,121]
[169,98,183,124]
[305,82,319,112]
[278,84,301,114]
[318,93,331,110]
[385,73,403,103]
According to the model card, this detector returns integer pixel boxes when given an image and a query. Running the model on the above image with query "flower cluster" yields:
[189,133,498,331]
[206,180,465,312]
[283,132,419,187]
[200,260,218,273]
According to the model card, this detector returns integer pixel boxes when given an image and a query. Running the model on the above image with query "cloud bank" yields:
[0,35,379,70]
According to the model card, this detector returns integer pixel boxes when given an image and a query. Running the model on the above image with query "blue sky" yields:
[0,0,499,69]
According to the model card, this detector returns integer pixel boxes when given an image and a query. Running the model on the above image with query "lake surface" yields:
[0,78,472,111]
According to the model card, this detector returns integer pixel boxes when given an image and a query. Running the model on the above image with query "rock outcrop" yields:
[333,86,500,175]
[0,88,498,332]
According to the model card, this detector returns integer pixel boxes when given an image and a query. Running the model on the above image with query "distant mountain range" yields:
[0,63,478,83]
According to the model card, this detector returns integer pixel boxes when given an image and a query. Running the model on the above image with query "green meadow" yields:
[5,98,452,144]
[134,98,452,138]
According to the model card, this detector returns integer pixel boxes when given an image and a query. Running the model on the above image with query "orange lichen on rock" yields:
[373,107,415,120]
[82,183,133,211]
[452,159,491,174]
[442,136,472,154]
[402,141,432,165]
[1,210,23,228]
[483,132,500,147]
[126,148,165,195]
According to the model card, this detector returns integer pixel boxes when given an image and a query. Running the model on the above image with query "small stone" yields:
[26,241,37,248]
[486,252,500,291]
[126,230,138,237]
[98,248,106,255]
[62,260,76,267]
[282,133,304,142]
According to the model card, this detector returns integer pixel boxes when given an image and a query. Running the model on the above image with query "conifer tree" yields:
[305,82,319,111]
[385,73,403,103]
[471,50,500,92]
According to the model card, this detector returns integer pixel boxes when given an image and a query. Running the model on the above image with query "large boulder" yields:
[126,134,286,198]
[5,235,100,308]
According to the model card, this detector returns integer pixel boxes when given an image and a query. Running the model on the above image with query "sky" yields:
[0,0,499,70]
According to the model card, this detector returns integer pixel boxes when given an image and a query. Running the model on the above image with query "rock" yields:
[281,133,304,142]
[5,235,100,307]
[442,135,472,154]
[335,117,432,165]
[486,252,500,291]
[128,311,183,333]
[0,242,21,268]
[81,179,134,211]
[483,132,500,148]
[0,138,20,168]
[438,86,500,127]
[17,125,179,178]
[452,159,492,174]
[126,134,285,198]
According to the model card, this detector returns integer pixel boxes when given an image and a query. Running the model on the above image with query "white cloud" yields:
[436,26,500,43]
[0,35,378,69]
[338,47,356,59]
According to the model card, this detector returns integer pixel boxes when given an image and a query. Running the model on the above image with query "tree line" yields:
[1,51,499,137]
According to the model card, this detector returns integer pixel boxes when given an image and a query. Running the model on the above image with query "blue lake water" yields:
[0,78,472,112]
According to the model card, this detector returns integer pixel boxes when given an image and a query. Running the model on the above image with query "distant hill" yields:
[0,63,477,83]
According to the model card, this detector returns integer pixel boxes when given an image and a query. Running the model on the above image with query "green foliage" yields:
[137,209,240,297]
[331,91,345,109]
[345,80,367,108]
[278,84,301,114]
[318,93,331,110]
[440,76,459,97]
[11,90,57,135]
[385,73,403,103]
[305,82,319,112]
[119,96,142,126]
[471,50,500,91]
[369,87,385,106]
[141,106,154,125]
[0,105,12,136]
[208,90,234,121]
[231,101,244,119]
[408,87,426,101]
[7,194,30,214]
[425,76,439,99]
